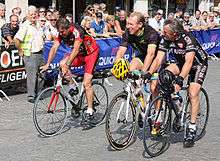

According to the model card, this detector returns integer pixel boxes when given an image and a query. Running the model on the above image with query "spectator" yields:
[14,5,44,103]
[174,8,183,23]
[148,9,164,33]
[201,11,209,29]
[104,15,120,37]
[0,3,6,29]
[38,16,47,39]
[45,10,52,21]
[191,10,202,30]
[12,7,22,24]
[53,9,60,20]
[65,13,73,25]
[182,12,192,32]
[12,7,21,16]
[167,12,174,20]
[143,12,150,24]
[213,7,220,23]
[81,16,96,37]
[38,7,46,17]
[1,15,19,48]
[114,6,121,19]
[207,12,218,29]
[90,12,106,35]
[44,13,58,41]
[83,5,95,20]
[115,10,127,35]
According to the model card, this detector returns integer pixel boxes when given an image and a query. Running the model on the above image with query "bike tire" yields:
[143,95,172,157]
[80,81,109,125]
[105,92,137,150]
[33,87,67,137]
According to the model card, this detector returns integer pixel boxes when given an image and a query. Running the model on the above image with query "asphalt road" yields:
[0,60,220,161]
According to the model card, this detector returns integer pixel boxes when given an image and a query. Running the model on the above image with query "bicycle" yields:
[33,67,109,137]
[142,74,209,157]
[105,70,152,150]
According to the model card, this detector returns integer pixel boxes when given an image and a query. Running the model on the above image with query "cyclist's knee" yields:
[83,73,93,90]
[188,83,201,99]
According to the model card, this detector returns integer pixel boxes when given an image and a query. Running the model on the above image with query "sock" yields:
[188,122,196,131]
[86,108,93,115]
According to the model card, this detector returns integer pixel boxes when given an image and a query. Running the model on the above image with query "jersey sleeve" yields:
[184,34,197,53]
[148,31,159,45]
[158,37,169,52]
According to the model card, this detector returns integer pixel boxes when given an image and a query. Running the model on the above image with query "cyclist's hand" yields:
[142,72,152,84]
[174,84,181,92]
[62,63,69,75]
[40,64,49,72]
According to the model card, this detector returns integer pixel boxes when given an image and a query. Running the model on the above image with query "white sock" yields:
[188,122,196,131]
[86,108,93,115]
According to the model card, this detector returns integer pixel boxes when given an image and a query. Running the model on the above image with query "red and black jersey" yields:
[56,24,99,55]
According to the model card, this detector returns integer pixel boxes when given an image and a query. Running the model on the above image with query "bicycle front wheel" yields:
[33,87,67,137]
[80,81,109,125]
[105,92,136,150]
[184,87,209,140]
[143,96,172,157]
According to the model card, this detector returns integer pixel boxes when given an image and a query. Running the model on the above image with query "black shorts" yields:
[188,63,208,85]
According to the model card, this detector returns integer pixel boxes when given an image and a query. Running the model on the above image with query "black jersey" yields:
[158,31,208,67]
[121,25,160,58]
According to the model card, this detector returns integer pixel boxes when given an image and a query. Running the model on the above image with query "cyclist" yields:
[145,19,208,147]
[41,18,99,126]
[114,11,160,127]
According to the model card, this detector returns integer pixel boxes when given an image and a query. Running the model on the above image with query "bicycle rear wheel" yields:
[105,92,136,150]
[184,87,209,140]
[143,96,172,157]
[80,81,109,125]
[33,87,67,137]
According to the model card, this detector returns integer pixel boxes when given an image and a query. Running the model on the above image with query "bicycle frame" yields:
[47,70,85,112]
[116,78,151,123]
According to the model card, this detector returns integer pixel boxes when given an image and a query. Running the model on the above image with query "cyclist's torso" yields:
[57,24,98,56]
[121,25,159,59]
[159,31,208,67]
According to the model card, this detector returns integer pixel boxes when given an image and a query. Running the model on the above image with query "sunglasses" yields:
[50,19,57,21]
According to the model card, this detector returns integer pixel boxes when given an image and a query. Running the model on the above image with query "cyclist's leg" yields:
[184,64,207,147]
[188,83,201,124]
[83,49,99,117]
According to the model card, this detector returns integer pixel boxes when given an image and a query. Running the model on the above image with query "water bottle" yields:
[172,93,183,114]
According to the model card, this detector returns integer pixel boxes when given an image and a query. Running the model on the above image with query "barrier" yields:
[0,45,25,100]
[43,37,134,75]
[192,28,220,60]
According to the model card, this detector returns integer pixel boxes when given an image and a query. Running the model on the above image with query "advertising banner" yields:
[191,29,220,56]
[43,37,133,75]
[0,45,26,87]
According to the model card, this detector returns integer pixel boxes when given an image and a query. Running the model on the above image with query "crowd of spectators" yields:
[1,2,220,48]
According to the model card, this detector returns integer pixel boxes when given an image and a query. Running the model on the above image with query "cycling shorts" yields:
[188,63,208,85]
[66,48,99,75]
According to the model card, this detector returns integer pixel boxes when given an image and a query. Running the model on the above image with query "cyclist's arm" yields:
[179,51,195,79]
[67,40,82,63]
[142,44,157,72]
[148,50,165,74]
[45,40,60,66]
[115,46,127,61]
